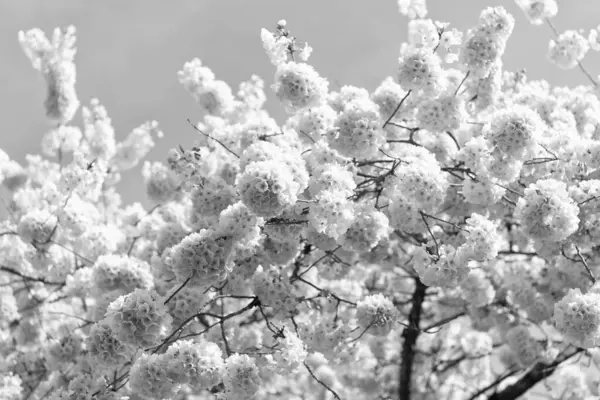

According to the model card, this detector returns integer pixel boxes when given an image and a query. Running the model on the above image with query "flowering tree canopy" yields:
[3,0,600,399]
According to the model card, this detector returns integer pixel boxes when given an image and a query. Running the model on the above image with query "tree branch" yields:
[399,278,427,400]
[0,266,64,285]
[487,348,583,400]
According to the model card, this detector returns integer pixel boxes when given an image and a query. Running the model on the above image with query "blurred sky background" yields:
[1,0,599,205]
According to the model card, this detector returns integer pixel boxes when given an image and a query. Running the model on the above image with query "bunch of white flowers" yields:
[102,289,172,348]
[461,213,501,261]
[548,30,590,70]
[164,229,234,287]
[398,47,444,95]
[515,0,558,25]
[86,323,134,369]
[163,339,225,391]
[505,325,543,367]
[7,3,600,398]
[329,98,386,158]
[459,269,496,307]
[515,178,580,243]
[267,330,308,373]
[413,245,471,288]
[252,266,298,317]
[340,203,390,253]
[307,162,356,197]
[554,287,600,348]
[91,254,154,295]
[178,58,235,118]
[236,160,300,218]
[129,353,181,400]
[356,293,400,336]
[223,354,263,400]
[486,105,544,161]
[273,62,329,112]
[19,26,79,125]
[307,189,355,240]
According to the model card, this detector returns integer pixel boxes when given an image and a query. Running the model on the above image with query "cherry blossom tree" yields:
[2,1,600,399]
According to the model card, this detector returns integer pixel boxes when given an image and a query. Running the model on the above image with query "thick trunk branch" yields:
[399,279,427,400]
[487,349,583,400]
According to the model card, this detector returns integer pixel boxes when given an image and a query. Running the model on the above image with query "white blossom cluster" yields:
[3,2,600,399]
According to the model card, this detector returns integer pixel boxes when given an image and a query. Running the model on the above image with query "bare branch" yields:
[304,361,342,400]
[383,90,412,129]
[399,279,427,400]
[187,118,240,159]
[487,348,584,400]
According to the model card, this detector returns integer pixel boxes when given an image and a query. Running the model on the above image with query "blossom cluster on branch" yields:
[2,0,600,399]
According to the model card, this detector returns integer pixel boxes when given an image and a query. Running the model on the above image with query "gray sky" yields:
[1,0,599,204]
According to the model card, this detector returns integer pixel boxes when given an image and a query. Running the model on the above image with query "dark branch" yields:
[0,266,64,286]
[383,90,412,129]
[487,348,584,400]
[399,278,427,400]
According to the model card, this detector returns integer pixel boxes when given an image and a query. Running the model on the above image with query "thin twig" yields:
[420,212,469,233]
[454,71,470,96]
[187,119,240,158]
[0,266,63,285]
[383,90,412,129]
[163,276,192,305]
[420,211,440,258]
[445,131,461,150]
[421,312,465,333]
[575,246,596,284]
[292,275,357,306]
[304,361,342,400]
[579,196,600,206]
